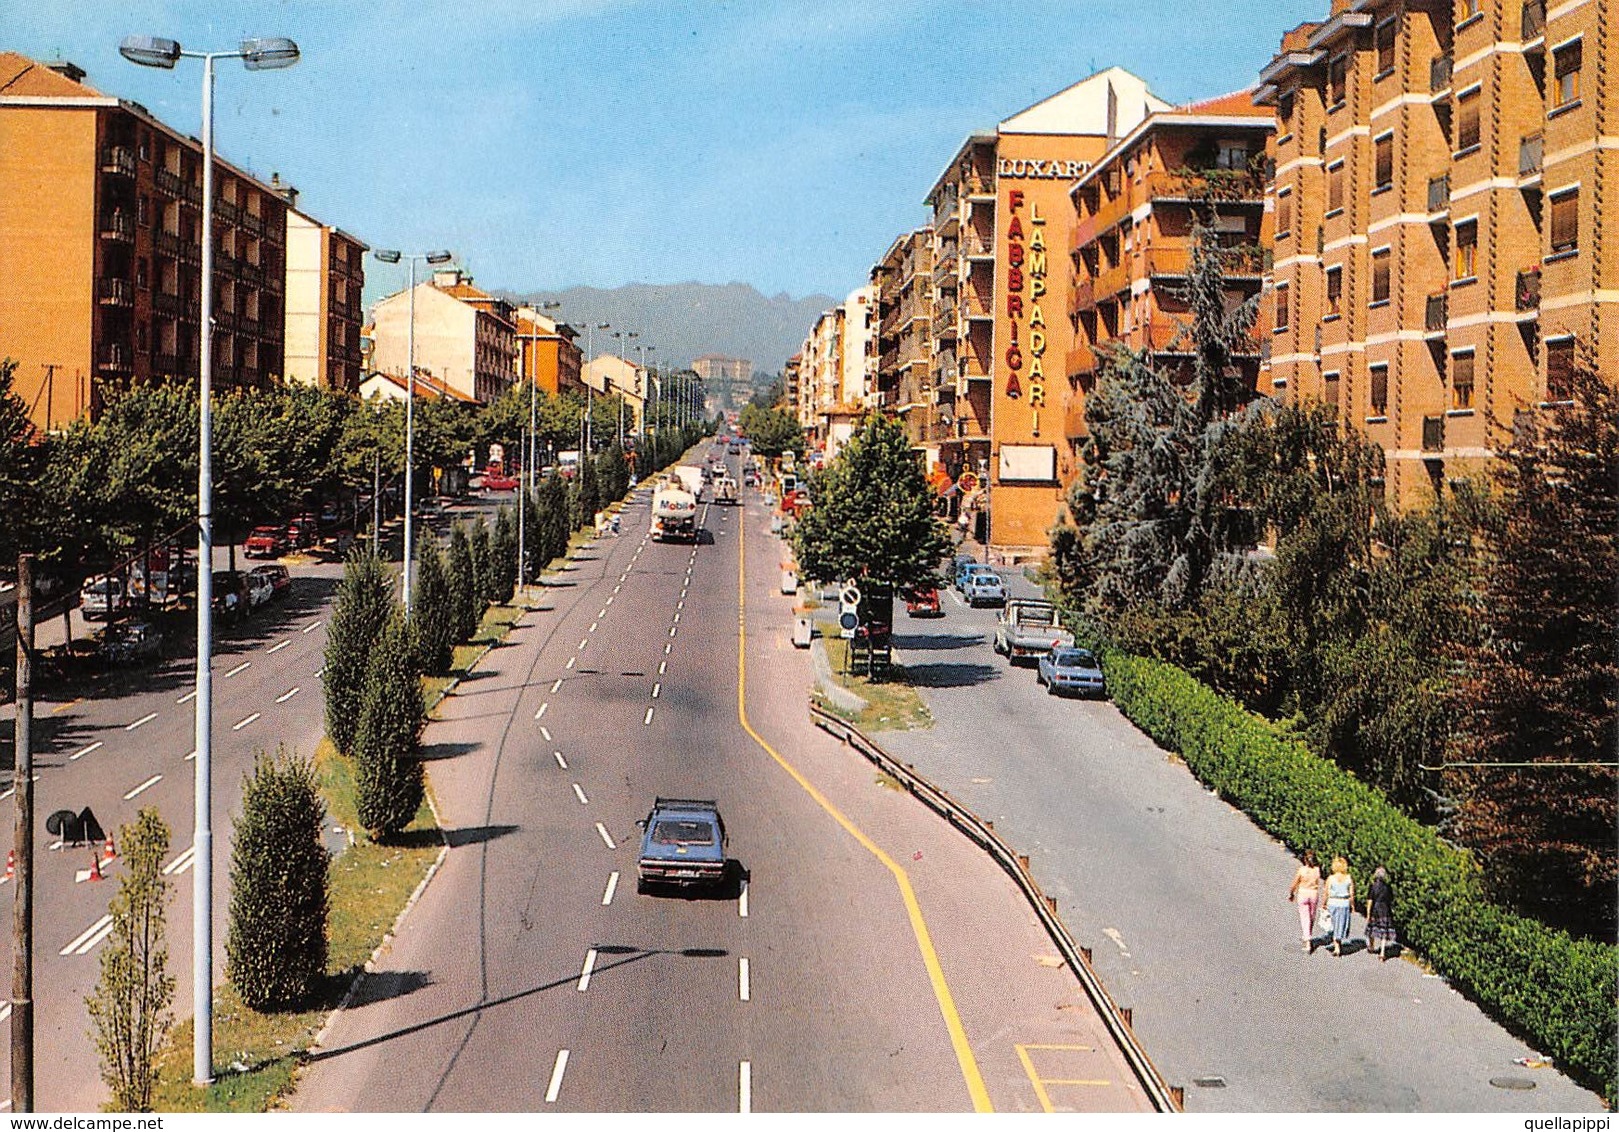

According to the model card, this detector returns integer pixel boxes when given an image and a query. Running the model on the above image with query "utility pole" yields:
[11,554,35,1111]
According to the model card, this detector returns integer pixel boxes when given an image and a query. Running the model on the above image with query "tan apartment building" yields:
[371,269,516,405]
[513,307,584,398]
[692,354,754,410]
[796,285,877,459]
[1067,93,1276,476]
[583,353,646,429]
[1257,0,1615,503]
[783,352,802,414]
[871,228,934,450]
[282,183,366,395]
[925,69,1169,557]
[0,52,290,429]
[796,305,843,441]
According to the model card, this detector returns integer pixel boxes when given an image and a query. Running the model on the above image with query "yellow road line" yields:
[1044,1078,1113,1086]
[51,697,82,715]
[1016,1043,1057,1113]
[736,523,993,1113]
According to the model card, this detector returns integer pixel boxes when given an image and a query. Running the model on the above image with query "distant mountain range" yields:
[499,282,838,377]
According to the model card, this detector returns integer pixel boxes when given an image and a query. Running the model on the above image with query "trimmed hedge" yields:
[1102,648,1617,1102]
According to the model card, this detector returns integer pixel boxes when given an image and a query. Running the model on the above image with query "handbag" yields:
[1315,905,1332,933]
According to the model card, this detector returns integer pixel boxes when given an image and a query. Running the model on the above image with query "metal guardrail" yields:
[807,701,1184,1112]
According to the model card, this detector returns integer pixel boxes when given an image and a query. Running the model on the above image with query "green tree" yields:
[576,452,601,529]
[353,611,426,839]
[1446,362,1619,938]
[411,536,457,675]
[791,414,949,591]
[323,550,393,755]
[446,523,478,641]
[491,505,517,605]
[226,746,329,1011]
[538,472,570,564]
[0,357,47,566]
[470,516,495,609]
[739,403,803,460]
[86,808,174,1112]
[519,488,543,583]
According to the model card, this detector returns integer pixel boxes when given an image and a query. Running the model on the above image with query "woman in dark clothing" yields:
[1366,866,1397,961]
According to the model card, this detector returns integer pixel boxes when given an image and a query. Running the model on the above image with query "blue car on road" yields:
[1036,646,1107,698]
[636,797,729,894]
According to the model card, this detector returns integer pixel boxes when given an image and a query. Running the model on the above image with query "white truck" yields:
[651,475,699,542]
[713,474,739,504]
[992,598,1074,664]
[674,465,704,499]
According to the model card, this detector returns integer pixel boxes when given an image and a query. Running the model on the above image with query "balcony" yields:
[96,277,134,307]
[1065,399,1089,439]
[1422,414,1445,454]
[152,352,185,376]
[153,290,184,318]
[962,172,995,199]
[242,211,266,237]
[1066,340,1098,379]
[1515,267,1541,314]
[1145,167,1266,206]
[1429,55,1452,93]
[97,344,132,374]
[1426,175,1450,214]
[962,288,994,322]
[99,213,135,243]
[1425,292,1448,334]
[1094,261,1132,300]
[1521,0,1545,42]
[962,231,995,260]
[99,146,135,177]
[1144,244,1267,280]
[1518,133,1543,179]
[933,312,957,342]
[1070,277,1097,314]
[934,206,959,236]
[155,167,200,204]
[215,199,243,227]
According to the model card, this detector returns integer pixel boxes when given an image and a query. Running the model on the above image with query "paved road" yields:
[294,453,1155,1113]
[876,572,1602,1112]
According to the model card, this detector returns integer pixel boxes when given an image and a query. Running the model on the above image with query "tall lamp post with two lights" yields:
[371,248,454,611]
[118,31,300,1089]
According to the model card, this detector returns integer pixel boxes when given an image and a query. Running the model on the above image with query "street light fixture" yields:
[119,30,299,1090]
[371,247,454,612]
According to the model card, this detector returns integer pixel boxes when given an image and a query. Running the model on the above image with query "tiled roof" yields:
[362,369,477,403]
[1175,88,1273,117]
[0,52,105,97]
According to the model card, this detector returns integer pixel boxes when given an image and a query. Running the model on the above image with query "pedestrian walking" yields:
[1325,856,1356,956]
[1365,866,1397,961]
[1288,849,1323,953]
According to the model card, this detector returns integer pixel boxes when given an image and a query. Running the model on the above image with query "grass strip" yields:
[814,622,932,733]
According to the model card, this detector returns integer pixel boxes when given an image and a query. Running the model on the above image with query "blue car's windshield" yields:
[1053,649,1096,667]
[652,819,715,846]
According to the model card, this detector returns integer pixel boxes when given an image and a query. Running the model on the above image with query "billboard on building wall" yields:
[997,444,1057,483]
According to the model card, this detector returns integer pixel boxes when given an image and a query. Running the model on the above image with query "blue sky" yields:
[15,1,1320,301]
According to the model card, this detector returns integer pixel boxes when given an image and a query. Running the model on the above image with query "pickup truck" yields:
[993,598,1074,663]
[636,797,728,894]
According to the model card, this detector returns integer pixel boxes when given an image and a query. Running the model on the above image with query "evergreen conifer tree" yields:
[491,505,517,604]
[470,515,495,608]
[412,536,457,674]
[226,746,329,1010]
[323,549,392,755]
[353,611,426,839]
[578,455,601,529]
[538,472,570,562]
[519,488,542,582]
[446,522,478,641]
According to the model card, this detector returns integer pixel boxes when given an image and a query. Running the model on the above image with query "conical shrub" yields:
[353,611,425,839]
[324,550,392,755]
[446,522,477,642]
[412,537,456,675]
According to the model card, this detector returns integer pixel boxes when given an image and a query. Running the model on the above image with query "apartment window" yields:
[1549,188,1579,254]
[1376,20,1397,75]
[1371,249,1392,303]
[1327,162,1346,214]
[1460,0,1481,18]
[1218,143,1249,170]
[1277,189,1293,235]
[1374,134,1395,190]
[1545,336,1576,401]
[1457,88,1481,151]
[1323,371,1341,414]
[1325,266,1343,315]
[1553,38,1581,108]
[1279,91,1295,130]
[136,258,148,290]
[1450,349,1475,408]
[1455,219,1478,279]
[1329,55,1348,107]
[1369,364,1389,416]
[1274,283,1291,332]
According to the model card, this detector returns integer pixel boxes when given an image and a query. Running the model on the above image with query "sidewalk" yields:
[870,572,1601,1112]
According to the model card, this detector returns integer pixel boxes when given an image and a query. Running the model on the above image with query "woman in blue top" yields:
[1326,856,1356,956]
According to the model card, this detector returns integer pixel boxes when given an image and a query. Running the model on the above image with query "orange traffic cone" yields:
[87,852,103,883]
[3,849,13,882]
[101,836,117,866]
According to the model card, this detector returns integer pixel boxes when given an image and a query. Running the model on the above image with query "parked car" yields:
[904,586,942,617]
[244,570,274,610]
[212,571,251,623]
[79,576,126,621]
[963,572,1007,608]
[1036,646,1107,698]
[954,561,995,595]
[636,797,729,894]
[101,620,163,664]
[285,514,319,549]
[244,525,287,559]
[993,598,1074,664]
[249,563,291,602]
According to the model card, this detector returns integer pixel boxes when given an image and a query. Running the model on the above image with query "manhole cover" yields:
[1488,1077,1536,1091]
[1191,1076,1227,1089]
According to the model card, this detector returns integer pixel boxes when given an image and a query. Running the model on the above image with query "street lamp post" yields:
[610,330,636,446]
[636,345,655,441]
[119,32,299,1088]
[582,322,610,454]
[371,248,454,611]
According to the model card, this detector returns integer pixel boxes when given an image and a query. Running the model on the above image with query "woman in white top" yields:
[1287,850,1323,954]
[1325,856,1356,957]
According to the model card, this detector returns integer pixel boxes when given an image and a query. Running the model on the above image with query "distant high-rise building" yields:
[693,354,754,410]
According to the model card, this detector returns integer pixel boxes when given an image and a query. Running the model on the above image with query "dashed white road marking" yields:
[672,612,681,624]
[184,749,197,762]
[572,783,589,805]
[177,689,198,704]
[664,643,672,654]
[566,657,575,670]
[595,822,616,850]
[544,1050,569,1104]
[0,1004,10,1023]
[275,686,301,703]
[60,915,114,956]
[267,639,291,654]
[739,957,751,1002]
[0,776,39,802]
[577,948,598,992]
[602,871,619,906]
[597,608,607,618]
[578,639,588,651]
[315,666,326,677]
[589,622,597,633]
[677,600,684,611]
[232,712,261,731]
[224,660,251,678]
[123,774,162,800]
[551,679,563,693]
[301,620,322,634]
[126,712,157,731]
[612,584,621,594]
[651,683,661,699]
[535,702,548,719]
[643,707,655,725]
[70,741,104,762]
[605,596,614,606]
[739,879,749,918]
[658,661,667,676]
[739,1062,752,1114]
[540,726,552,743]
[668,626,677,637]
[553,750,567,769]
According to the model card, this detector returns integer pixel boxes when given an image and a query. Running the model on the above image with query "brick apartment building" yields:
[1257,0,1615,502]
[513,306,584,398]
[371,269,517,406]
[871,227,934,451]
[0,52,295,429]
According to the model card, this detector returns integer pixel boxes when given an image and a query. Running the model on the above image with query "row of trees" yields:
[737,400,805,460]
[1050,223,1616,939]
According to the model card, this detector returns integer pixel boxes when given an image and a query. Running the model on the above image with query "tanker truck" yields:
[651,474,699,543]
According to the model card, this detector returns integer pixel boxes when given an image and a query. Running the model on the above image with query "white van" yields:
[80,576,125,621]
